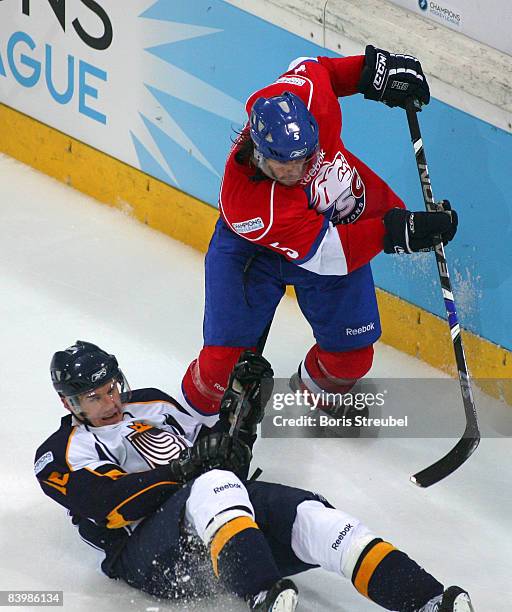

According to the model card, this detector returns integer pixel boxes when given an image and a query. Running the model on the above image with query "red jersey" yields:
[219,55,405,275]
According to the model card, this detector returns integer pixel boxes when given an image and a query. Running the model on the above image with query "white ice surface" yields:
[0,155,510,611]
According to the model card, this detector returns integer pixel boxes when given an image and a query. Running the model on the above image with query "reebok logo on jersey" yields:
[213,483,242,494]
[331,524,353,550]
[301,149,326,185]
[233,217,264,234]
[34,451,54,475]
[346,322,375,336]
[275,76,306,87]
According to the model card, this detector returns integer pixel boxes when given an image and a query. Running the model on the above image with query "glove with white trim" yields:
[358,45,430,109]
[383,201,458,254]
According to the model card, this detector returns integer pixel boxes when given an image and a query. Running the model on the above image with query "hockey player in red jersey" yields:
[179,46,458,423]
[35,341,474,611]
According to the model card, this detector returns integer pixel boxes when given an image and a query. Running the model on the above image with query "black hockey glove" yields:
[383,201,458,254]
[167,449,202,483]
[358,45,430,109]
[168,432,252,482]
[219,351,274,435]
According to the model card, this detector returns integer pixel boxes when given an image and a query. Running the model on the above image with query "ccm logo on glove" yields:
[359,44,430,109]
[373,52,387,91]
[383,201,458,254]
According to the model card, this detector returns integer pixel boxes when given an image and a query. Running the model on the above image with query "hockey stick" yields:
[405,98,480,487]
[228,320,273,441]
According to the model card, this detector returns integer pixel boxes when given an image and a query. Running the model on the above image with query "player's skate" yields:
[418,586,474,611]
[289,370,370,422]
[246,578,298,611]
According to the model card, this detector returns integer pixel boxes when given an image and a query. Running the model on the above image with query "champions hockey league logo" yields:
[309,151,366,225]
[126,422,188,468]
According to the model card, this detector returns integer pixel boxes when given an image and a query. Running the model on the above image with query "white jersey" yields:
[34,388,218,559]
[68,394,202,474]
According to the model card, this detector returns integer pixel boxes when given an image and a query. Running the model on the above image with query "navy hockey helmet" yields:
[51,340,127,400]
[250,91,319,162]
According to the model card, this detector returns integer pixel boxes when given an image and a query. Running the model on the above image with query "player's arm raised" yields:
[316,46,430,108]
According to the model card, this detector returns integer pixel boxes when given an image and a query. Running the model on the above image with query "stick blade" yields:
[411,433,480,488]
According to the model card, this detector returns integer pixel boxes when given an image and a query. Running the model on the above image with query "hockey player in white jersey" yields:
[35,341,474,611]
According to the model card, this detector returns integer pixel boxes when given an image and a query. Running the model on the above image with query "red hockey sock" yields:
[182,346,250,416]
[302,344,374,394]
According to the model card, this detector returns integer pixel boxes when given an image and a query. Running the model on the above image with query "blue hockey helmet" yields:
[51,340,129,401]
[249,91,319,162]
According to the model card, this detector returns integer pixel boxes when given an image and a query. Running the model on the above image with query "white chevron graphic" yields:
[109,1,245,181]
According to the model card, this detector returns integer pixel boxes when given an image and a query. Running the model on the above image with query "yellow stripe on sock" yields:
[210,516,259,577]
[353,541,396,598]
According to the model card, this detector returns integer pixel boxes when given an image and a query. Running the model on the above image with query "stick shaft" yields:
[229,320,273,440]
[405,99,479,486]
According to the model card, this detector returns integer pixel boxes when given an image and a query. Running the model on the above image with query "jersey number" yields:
[270,242,299,259]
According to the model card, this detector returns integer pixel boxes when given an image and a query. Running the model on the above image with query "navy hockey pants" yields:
[108,480,327,599]
[204,219,381,351]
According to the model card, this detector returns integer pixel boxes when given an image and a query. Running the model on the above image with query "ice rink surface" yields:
[0,155,510,611]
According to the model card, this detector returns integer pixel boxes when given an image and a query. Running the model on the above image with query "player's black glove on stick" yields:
[358,44,430,109]
[168,432,252,482]
[220,351,274,435]
[383,201,458,254]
